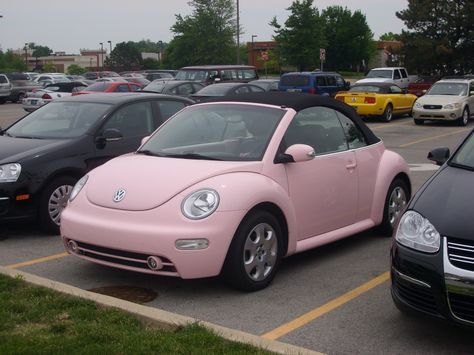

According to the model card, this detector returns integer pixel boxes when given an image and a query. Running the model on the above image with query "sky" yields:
[0,0,408,54]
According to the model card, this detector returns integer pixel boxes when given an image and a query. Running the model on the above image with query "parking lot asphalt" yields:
[1,102,474,354]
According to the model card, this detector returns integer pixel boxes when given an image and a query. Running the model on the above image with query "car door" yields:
[282,106,358,240]
[89,100,156,170]
[390,85,411,113]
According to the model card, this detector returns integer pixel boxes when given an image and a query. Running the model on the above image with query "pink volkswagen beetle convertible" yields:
[61,92,411,291]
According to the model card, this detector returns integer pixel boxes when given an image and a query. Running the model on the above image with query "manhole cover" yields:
[88,286,158,303]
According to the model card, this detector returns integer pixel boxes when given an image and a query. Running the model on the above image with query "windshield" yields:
[194,85,231,96]
[451,132,474,169]
[139,104,285,161]
[427,82,468,96]
[6,101,111,139]
[143,81,166,92]
[366,70,392,79]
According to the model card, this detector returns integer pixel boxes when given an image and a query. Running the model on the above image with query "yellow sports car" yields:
[335,82,417,122]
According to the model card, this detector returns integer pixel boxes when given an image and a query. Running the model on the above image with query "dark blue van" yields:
[278,71,350,96]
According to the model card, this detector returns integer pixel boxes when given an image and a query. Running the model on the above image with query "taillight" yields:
[308,87,316,94]
[42,93,52,100]
[364,97,376,104]
[336,96,345,102]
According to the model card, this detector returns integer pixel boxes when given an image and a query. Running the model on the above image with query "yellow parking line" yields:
[370,120,412,130]
[400,128,470,148]
[5,252,69,269]
[261,271,390,340]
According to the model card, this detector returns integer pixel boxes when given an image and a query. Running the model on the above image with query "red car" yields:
[72,82,142,96]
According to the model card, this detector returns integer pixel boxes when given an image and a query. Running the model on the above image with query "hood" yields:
[85,154,263,211]
[412,166,474,240]
[0,135,71,163]
[416,95,465,105]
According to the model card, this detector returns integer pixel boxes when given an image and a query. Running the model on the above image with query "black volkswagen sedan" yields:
[0,93,193,233]
[391,129,474,326]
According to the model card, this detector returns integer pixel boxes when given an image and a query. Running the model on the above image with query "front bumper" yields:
[60,196,247,279]
[413,107,462,121]
[22,98,48,112]
[0,182,38,222]
[391,238,474,326]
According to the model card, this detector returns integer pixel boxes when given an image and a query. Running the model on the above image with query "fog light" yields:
[175,239,209,250]
[67,240,78,253]
[146,256,163,271]
[450,113,456,118]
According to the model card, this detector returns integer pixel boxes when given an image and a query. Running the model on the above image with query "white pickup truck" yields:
[356,67,418,89]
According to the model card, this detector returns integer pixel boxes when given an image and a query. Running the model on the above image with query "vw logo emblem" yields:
[113,189,126,202]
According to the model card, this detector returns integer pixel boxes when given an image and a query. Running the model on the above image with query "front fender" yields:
[370,150,411,225]
[178,172,298,254]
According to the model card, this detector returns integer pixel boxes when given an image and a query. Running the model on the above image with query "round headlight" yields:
[395,210,440,253]
[182,189,219,220]
[69,175,88,202]
[414,102,422,109]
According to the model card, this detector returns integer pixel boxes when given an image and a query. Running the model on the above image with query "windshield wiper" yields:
[449,161,474,171]
[136,149,164,157]
[161,153,222,161]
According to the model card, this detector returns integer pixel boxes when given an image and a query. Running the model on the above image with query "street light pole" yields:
[24,43,28,68]
[99,42,103,69]
[251,35,257,66]
[107,40,112,56]
[236,0,240,64]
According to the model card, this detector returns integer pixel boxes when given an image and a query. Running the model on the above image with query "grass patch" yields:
[0,274,273,354]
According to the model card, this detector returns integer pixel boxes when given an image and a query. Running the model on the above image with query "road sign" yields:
[320,48,326,61]
[261,51,269,61]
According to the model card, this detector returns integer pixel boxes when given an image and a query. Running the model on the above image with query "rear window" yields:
[280,75,310,86]
[84,82,112,91]
[0,75,8,84]
[7,73,29,80]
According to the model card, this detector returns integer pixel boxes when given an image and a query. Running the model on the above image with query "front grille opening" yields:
[447,238,474,272]
[448,293,474,323]
[393,274,439,315]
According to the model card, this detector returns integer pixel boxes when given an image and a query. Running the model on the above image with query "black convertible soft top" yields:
[205,91,380,145]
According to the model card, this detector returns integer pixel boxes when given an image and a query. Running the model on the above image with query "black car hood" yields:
[412,165,474,240]
[0,135,72,163]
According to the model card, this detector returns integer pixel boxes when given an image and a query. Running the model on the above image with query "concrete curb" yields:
[0,266,323,355]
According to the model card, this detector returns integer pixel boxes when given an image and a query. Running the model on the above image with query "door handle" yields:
[346,161,357,170]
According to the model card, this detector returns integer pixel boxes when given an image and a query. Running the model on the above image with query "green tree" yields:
[270,0,326,71]
[142,57,161,70]
[396,0,474,74]
[105,41,143,72]
[165,0,237,68]
[321,6,374,71]
[31,45,52,58]
[379,32,399,41]
[0,50,27,72]
[67,64,86,75]
[42,62,57,73]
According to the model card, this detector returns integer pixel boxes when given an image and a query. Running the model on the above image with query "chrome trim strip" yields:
[393,268,431,289]
[0,197,9,201]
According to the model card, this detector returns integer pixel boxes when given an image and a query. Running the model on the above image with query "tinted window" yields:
[316,76,327,86]
[84,82,112,92]
[393,70,401,79]
[335,75,345,86]
[284,107,348,155]
[114,84,130,92]
[0,76,8,84]
[336,112,367,149]
[103,101,154,138]
[400,69,408,78]
[390,85,402,94]
[158,100,187,120]
[325,76,337,86]
[452,132,474,168]
[280,75,310,86]
[242,69,257,79]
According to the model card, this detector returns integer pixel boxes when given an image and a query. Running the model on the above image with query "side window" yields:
[249,85,264,92]
[326,76,337,86]
[400,69,408,79]
[393,70,401,79]
[102,101,154,138]
[316,76,327,87]
[336,112,367,149]
[157,100,187,120]
[235,86,250,94]
[131,84,141,91]
[114,84,130,92]
[335,75,345,86]
[283,106,348,155]
[0,75,7,84]
[192,83,204,93]
[177,84,193,95]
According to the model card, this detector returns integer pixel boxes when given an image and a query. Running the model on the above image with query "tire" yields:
[378,178,409,236]
[222,210,283,291]
[17,92,26,103]
[414,119,424,125]
[382,104,393,122]
[458,107,469,126]
[0,98,5,105]
[38,176,77,234]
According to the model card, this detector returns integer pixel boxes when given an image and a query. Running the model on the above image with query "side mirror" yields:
[284,144,315,163]
[141,135,150,146]
[427,147,450,166]
[96,128,123,145]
